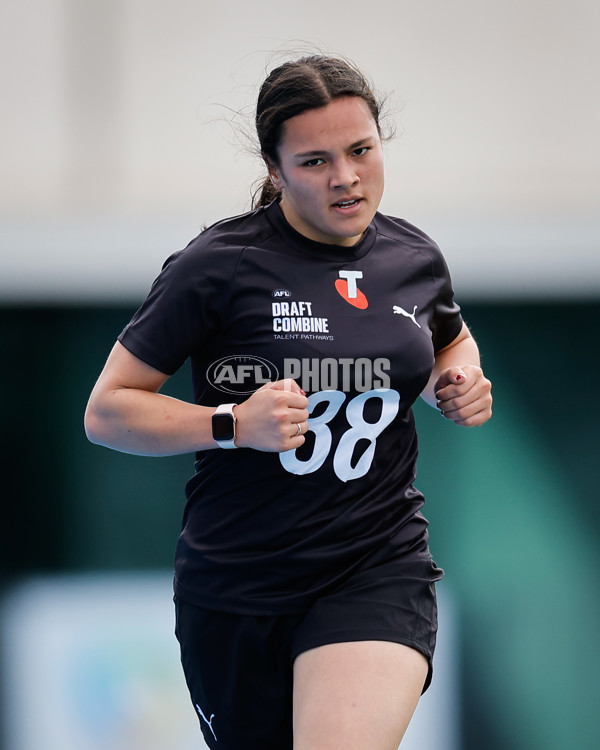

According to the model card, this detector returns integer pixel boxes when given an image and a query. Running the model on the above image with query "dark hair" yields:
[252,55,386,208]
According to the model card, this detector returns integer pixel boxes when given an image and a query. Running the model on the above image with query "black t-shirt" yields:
[118,201,463,614]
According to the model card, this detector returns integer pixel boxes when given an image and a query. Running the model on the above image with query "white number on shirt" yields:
[279,389,400,482]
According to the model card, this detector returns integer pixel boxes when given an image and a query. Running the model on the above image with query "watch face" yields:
[212,413,235,441]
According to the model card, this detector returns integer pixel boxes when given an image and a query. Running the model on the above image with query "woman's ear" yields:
[266,159,283,191]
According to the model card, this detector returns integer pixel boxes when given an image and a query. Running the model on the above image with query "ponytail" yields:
[252,176,281,209]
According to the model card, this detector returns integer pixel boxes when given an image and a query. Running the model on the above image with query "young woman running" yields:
[85,54,493,750]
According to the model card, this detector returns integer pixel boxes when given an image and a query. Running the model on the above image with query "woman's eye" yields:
[303,158,325,167]
[352,147,369,157]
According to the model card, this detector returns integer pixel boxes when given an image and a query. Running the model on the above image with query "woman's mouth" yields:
[332,197,363,213]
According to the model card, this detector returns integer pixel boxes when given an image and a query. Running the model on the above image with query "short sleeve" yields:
[118,237,238,375]
[429,246,463,353]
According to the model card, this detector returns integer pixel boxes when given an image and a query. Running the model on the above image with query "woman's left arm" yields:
[421,322,493,427]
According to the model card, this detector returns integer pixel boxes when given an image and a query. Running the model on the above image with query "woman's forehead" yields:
[279,97,379,154]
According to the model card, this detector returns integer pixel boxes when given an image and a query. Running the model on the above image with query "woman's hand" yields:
[234,379,310,452]
[434,365,493,427]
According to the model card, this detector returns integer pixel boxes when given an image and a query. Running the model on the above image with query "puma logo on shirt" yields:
[393,304,421,328]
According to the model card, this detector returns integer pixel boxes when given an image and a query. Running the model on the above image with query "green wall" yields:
[414,304,599,749]
[1,302,598,749]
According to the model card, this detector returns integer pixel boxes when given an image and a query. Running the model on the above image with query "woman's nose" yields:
[329,159,359,190]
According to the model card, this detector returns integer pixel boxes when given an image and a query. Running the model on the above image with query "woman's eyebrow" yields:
[294,138,372,159]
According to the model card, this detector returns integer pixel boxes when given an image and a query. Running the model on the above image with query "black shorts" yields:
[174,552,443,750]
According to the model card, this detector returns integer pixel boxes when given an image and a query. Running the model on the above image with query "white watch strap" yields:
[213,403,237,449]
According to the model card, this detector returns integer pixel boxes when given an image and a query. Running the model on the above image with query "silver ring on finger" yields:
[295,422,302,436]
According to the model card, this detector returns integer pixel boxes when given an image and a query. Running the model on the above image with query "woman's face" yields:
[269,96,385,246]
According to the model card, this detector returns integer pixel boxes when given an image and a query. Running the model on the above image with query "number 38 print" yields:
[280,388,400,482]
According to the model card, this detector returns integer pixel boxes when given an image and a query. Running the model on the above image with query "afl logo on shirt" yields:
[335,270,368,309]
[207,355,279,395]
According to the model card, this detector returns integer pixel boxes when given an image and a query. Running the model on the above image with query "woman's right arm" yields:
[84,342,309,456]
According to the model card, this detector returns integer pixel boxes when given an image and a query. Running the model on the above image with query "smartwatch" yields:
[211,403,238,449]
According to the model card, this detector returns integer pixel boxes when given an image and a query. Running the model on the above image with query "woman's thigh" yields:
[293,640,428,750]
